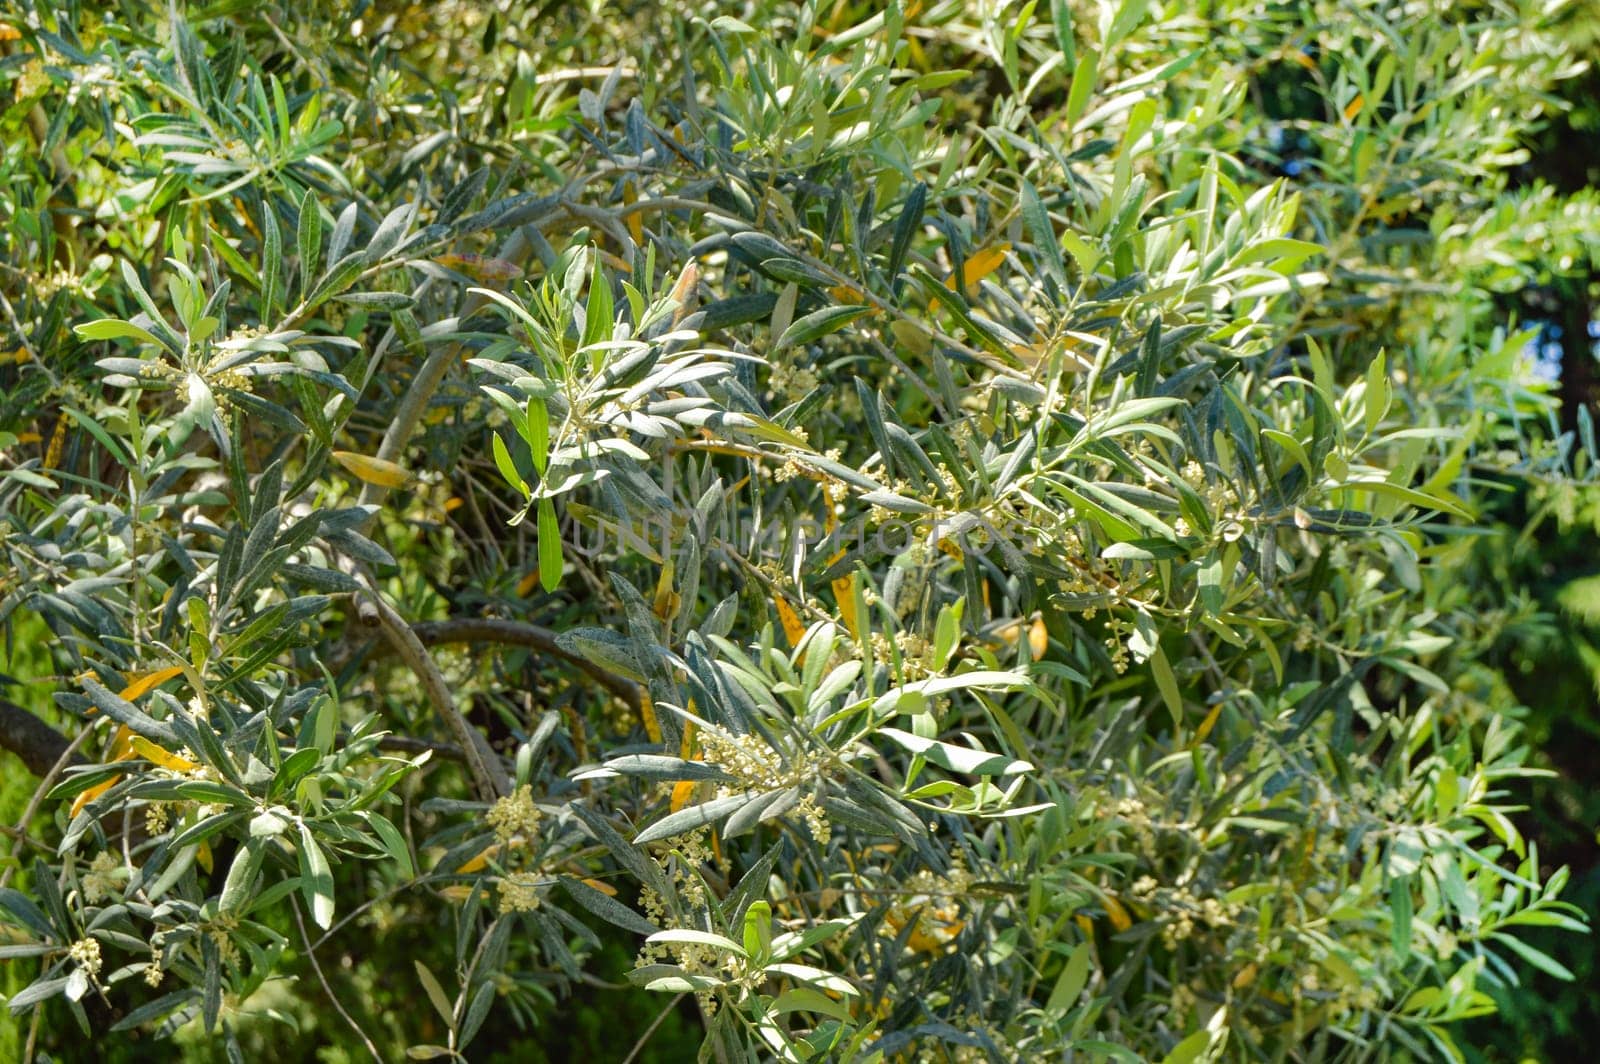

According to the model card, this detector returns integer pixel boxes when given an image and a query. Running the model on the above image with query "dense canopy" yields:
[2,1,1598,1061]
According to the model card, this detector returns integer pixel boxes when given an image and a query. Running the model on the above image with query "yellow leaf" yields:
[639,692,663,745]
[331,451,411,489]
[991,619,1023,649]
[775,595,807,648]
[1074,913,1095,939]
[936,538,963,560]
[1028,614,1049,661]
[581,877,618,897]
[130,736,199,773]
[828,284,868,305]
[15,432,41,444]
[946,243,1010,297]
[457,844,498,875]
[1232,962,1259,989]
[70,727,138,815]
[1193,700,1225,745]
[516,571,541,597]
[670,721,702,811]
[885,905,964,954]
[108,726,137,762]
[44,416,66,470]
[435,253,521,283]
[906,921,962,954]
[196,841,213,874]
[669,261,700,326]
[828,549,860,641]
[443,496,464,512]
[623,180,643,246]
[70,776,122,818]
[121,665,184,701]
[670,779,699,814]
[1103,893,1132,932]
[653,558,680,622]
[1343,94,1364,122]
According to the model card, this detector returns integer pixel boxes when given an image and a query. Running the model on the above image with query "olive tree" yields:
[0,1,1593,1060]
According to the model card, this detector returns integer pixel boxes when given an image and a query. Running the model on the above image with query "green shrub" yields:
[1,1,1593,1060]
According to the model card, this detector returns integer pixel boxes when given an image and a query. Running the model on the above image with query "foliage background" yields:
[2,0,1598,1061]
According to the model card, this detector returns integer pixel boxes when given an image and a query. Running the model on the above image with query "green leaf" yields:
[1047,942,1092,1013]
[634,793,749,844]
[878,727,1032,776]
[304,252,367,313]
[297,822,336,930]
[1160,1029,1213,1064]
[1390,875,1413,961]
[1150,645,1182,725]
[364,812,416,879]
[537,498,562,591]
[1020,179,1065,288]
[645,929,747,957]
[774,305,874,352]
[582,249,614,349]
[262,206,282,321]
[1066,46,1100,128]
[1365,349,1389,435]
[742,899,773,963]
[770,986,849,1020]
[491,431,528,497]
[75,318,170,350]
[219,839,263,914]
[297,190,322,299]
[887,182,927,289]
[1489,931,1577,981]
[559,877,660,936]
[414,959,456,1027]
[527,397,549,475]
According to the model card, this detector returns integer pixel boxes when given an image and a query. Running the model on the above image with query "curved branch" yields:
[411,618,641,707]
[0,697,81,777]
[362,591,511,801]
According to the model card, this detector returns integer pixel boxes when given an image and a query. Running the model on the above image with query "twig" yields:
[412,618,641,707]
[621,993,687,1064]
[23,1001,42,1064]
[293,896,383,1063]
[361,589,511,801]
[0,722,93,892]
[352,225,541,522]
[374,733,464,761]
[346,223,545,627]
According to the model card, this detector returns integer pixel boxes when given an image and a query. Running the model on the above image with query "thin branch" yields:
[292,896,383,1063]
[0,720,92,892]
[621,992,687,1064]
[362,589,511,801]
[412,617,641,707]
[374,733,464,761]
[352,224,542,527]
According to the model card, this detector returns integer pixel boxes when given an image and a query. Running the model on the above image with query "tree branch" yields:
[0,697,81,777]
[412,617,642,707]
[361,591,512,801]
